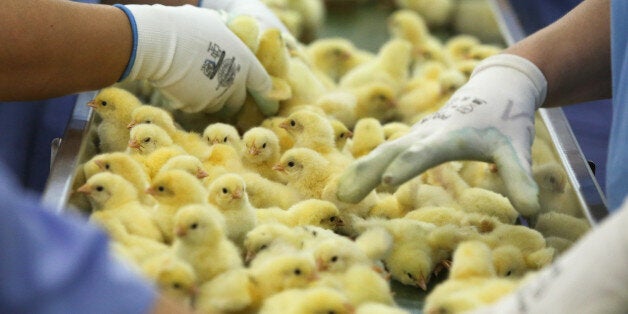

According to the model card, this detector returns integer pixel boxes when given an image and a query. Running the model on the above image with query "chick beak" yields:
[272,164,285,172]
[94,159,107,170]
[245,251,256,264]
[387,99,397,109]
[345,303,356,314]
[87,100,98,108]
[345,131,354,139]
[278,120,290,130]
[175,227,187,237]
[128,139,141,150]
[417,274,428,291]
[232,188,243,200]
[316,257,328,271]
[189,284,198,298]
[76,183,92,194]
[145,187,157,195]
[488,163,498,173]
[196,168,209,179]
[211,139,221,145]
[248,146,260,156]
[335,217,345,227]
[127,120,137,130]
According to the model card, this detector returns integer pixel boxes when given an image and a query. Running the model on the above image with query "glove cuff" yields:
[471,54,548,109]
[114,4,138,81]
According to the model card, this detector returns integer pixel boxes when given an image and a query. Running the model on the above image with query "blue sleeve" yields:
[0,163,156,314]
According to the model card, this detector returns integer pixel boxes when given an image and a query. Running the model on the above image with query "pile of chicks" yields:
[72,5,592,314]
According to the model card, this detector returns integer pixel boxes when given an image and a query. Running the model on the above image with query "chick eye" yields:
[144,120,151,124]
[505,270,512,277]
[104,163,110,170]
[293,268,302,275]
[331,256,338,262]
[259,244,268,250]
[101,101,107,106]
[287,161,295,167]
[262,143,267,148]
[329,216,336,222]
[406,272,414,279]
[312,231,318,236]
[223,136,229,143]
[190,223,198,229]
[158,186,165,192]
[143,137,151,143]
[96,185,104,192]
[378,95,387,102]
[328,311,336,314]
[339,133,345,138]
[222,188,228,194]
[290,120,296,127]
[172,282,181,289]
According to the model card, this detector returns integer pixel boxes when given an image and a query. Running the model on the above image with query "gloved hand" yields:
[115,4,276,116]
[470,198,628,313]
[337,54,547,217]
[199,0,289,34]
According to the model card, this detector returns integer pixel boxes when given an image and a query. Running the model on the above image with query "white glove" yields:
[199,0,289,33]
[337,54,547,217]
[469,197,628,314]
[115,4,274,115]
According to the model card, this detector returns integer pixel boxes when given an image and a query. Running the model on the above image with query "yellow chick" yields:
[544,236,574,255]
[534,212,590,242]
[330,119,353,152]
[156,155,209,180]
[533,162,582,217]
[444,34,481,64]
[128,105,210,160]
[243,222,304,263]
[382,122,410,141]
[491,245,527,278]
[172,204,243,283]
[280,57,328,113]
[140,252,197,308]
[369,193,406,219]
[349,118,385,158]
[481,223,554,270]
[339,39,412,92]
[203,143,248,175]
[207,173,257,248]
[274,147,334,199]
[240,172,303,210]
[202,122,244,156]
[257,199,344,231]
[458,161,507,196]
[261,116,295,152]
[315,90,359,129]
[147,169,209,243]
[83,152,153,205]
[227,14,261,52]
[351,82,398,123]
[307,37,374,83]
[311,236,377,274]
[77,172,163,242]
[397,77,442,124]
[404,206,467,227]
[449,240,497,280]
[242,126,285,182]
[255,28,293,102]
[314,264,396,307]
[260,287,354,314]
[395,0,455,28]
[88,87,142,152]
[458,187,519,224]
[126,123,187,178]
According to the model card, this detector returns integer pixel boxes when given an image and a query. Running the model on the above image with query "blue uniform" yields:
[608,0,628,211]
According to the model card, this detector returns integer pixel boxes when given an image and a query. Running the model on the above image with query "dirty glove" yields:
[337,54,547,217]
[470,198,628,313]
[115,4,275,115]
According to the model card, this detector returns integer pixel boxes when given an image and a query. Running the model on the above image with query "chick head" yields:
[173,204,226,244]
[289,199,343,229]
[387,9,429,45]
[330,119,353,149]
[244,223,299,263]
[491,245,527,278]
[207,173,248,209]
[147,170,207,206]
[203,123,241,147]
[313,238,364,273]
[386,245,433,290]
[151,254,198,302]
[445,34,481,61]
[128,124,174,155]
[128,105,175,131]
[252,254,318,293]
[274,148,330,181]
[533,162,567,193]
[88,87,142,121]
[279,110,331,139]
[449,240,497,280]
[159,155,208,179]
[354,83,397,121]
[438,69,467,95]
[294,287,354,314]
[77,172,137,209]
[85,152,146,179]
[242,127,280,163]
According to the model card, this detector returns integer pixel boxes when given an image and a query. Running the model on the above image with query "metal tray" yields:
[41,1,609,312]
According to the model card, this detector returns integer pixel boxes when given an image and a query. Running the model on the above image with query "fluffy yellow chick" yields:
[260,287,354,314]
[491,245,527,278]
[458,161,507,196]
[481,223,554,270]
[307,37,374,82]
[83,152,153,205]
[250,252,319,298]
[140,252,197,308]
[534,212,590,242]
[544,236,574,255]
[255,28,293,102]
[314,264,396,307]
[128,105,210,160]
[261,116,295,152]
[202,122,244,155]
[156,155,209,180]
[240,172,303,210]
[330,119,353,151]
[449,240,497,280]
[280,57,328,113]
[458,187,519,224]
[424,162,469,200]
[126,124,187,178]
[388,9,430,48]
[88,87,142,152]
[349,118,385,158]
[339,39,412,92]
[397,77,442,124]
[77,172,163,242]
[351,82,398,122]
[311,236,377,274]
[404,206,468,227]
[274,147,334,199]
[207,173,257,248]
[533,162,582,217]
[257,199,344,231]
[315,90,359,129]
[242,126,285,182]
[395,0,455,28]
[382,122,410,141]
[369,193,406,219]
[147,169,209,243]
[243,222,304,263]
[227,14,260,52]
[444,34,481,63]
[203,143,248,175]
[172,204,243,283]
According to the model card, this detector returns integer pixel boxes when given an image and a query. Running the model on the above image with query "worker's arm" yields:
[0,0,132,100]
[505,0,611,107]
